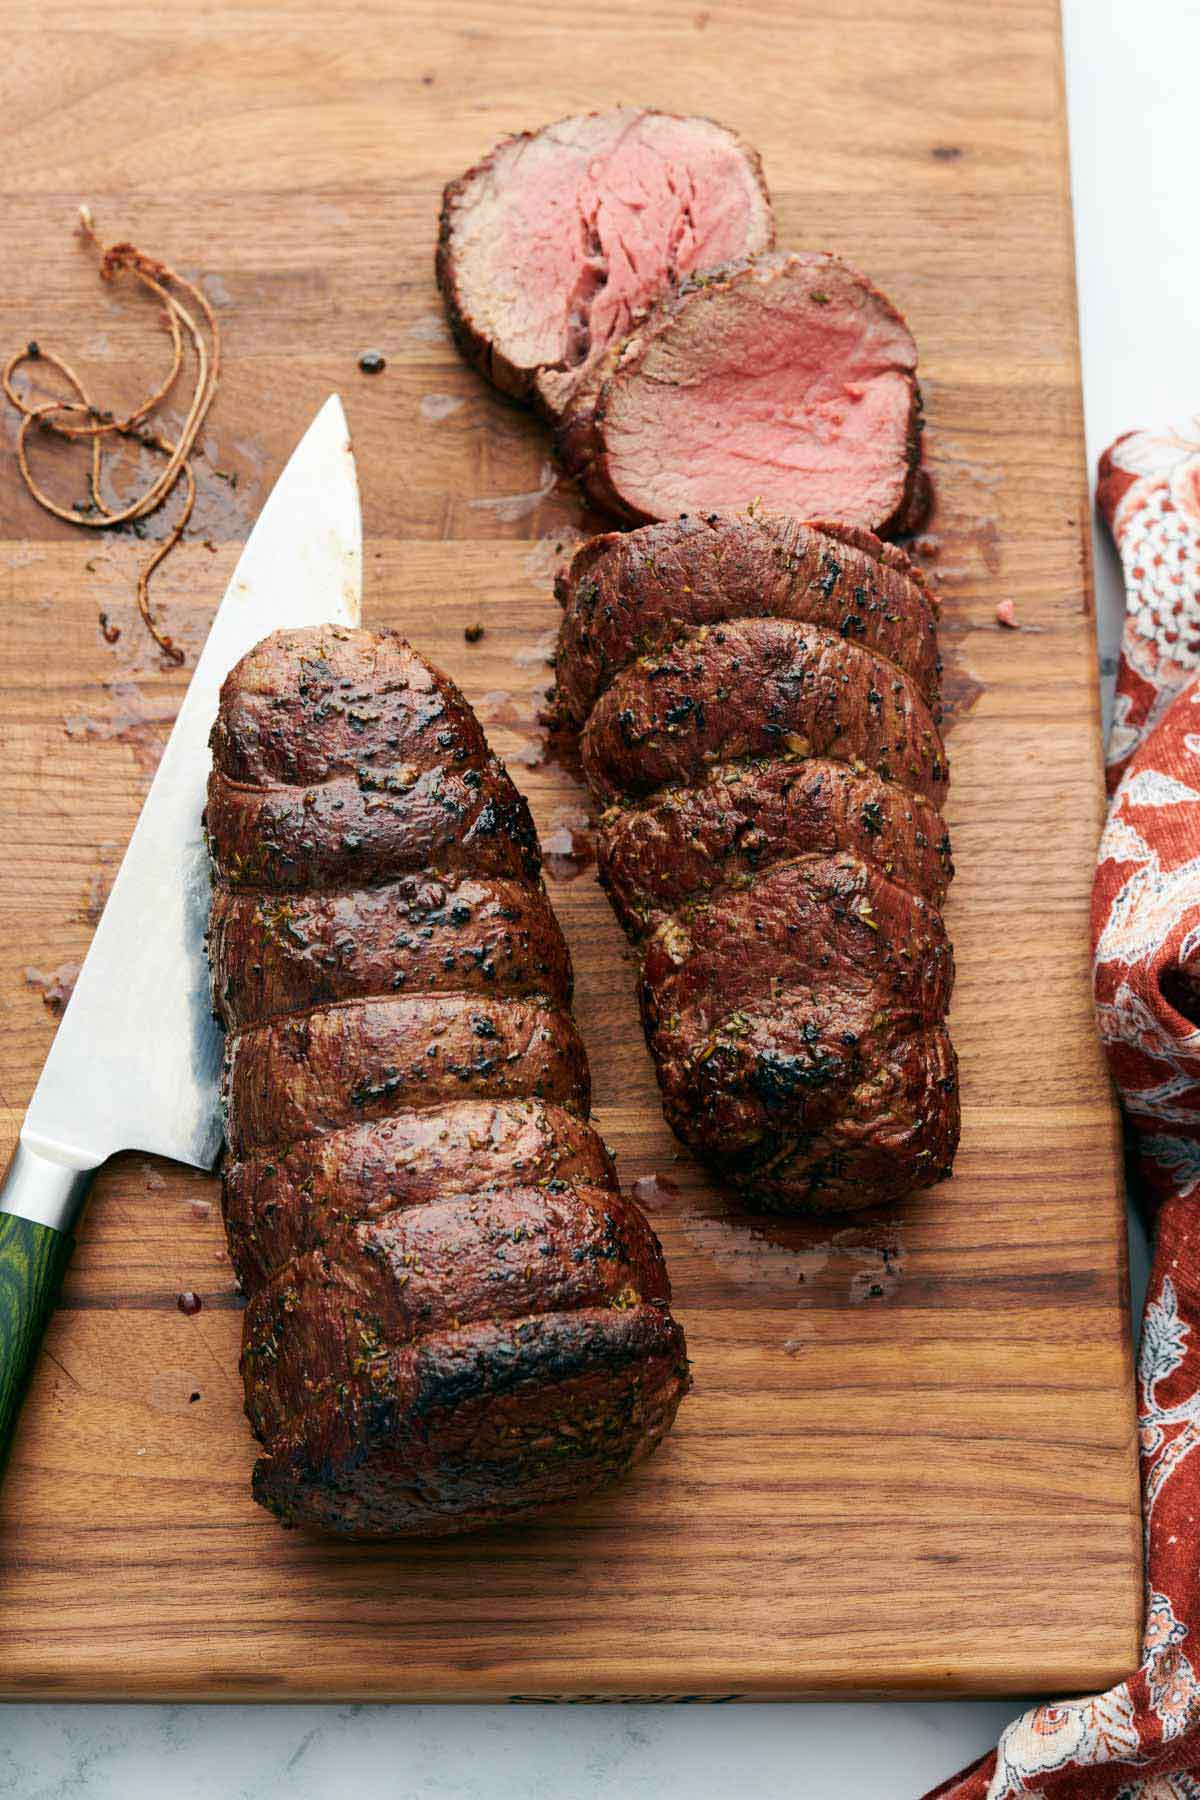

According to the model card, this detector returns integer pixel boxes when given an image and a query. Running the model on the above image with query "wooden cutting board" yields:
[0,0,1141,1699]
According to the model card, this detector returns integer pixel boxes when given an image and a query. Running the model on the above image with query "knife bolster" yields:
[0,1140,96,1235]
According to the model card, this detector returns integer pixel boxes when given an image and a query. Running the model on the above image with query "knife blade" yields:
[0,394,362,1467]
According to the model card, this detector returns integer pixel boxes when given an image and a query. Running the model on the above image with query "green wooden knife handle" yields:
[0,1143,95,1479]
[0,1213,75,1473]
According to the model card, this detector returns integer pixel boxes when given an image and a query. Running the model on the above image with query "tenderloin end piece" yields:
[249,1306,689,1538]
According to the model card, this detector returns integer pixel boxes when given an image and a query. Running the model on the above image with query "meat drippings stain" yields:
[420,393,463,422]
[532,681,587,785]
[200,273,234,308]
[906,431,1002,597]
[79,847,117,926]
[843,1231,907,1302]
[148,1368,204,1413]
[903,459,991,732]
[513,628,559,668]
[654,1183,907,1322]
[543,808,595,881]
[24,961,81,1014]
[476,679,585,783]
[64,677,176,781]
[467,461,558,525]
[407,312,451,345]
[975,518,1002,574]
[476,689,521,727]
[631,1172,680,1207]
[522,530,588,593]
[83,873,110,924]
[511,736,548,769]
[938,633,985,730]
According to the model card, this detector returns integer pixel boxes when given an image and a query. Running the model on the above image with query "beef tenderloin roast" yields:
[207,625,689,1536]
[555,513,959,1211]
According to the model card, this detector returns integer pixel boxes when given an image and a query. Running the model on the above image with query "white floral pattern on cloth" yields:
[1099,422,1200,787]
[923,422,1200,1800]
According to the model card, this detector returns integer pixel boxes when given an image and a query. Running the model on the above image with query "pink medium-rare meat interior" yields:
[594,252,919,525]
[444,109,773,410]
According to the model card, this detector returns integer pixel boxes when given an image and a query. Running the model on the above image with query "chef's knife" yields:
[0,395,362,1474]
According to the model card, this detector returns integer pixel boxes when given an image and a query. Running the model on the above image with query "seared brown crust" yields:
[249,1304,687,1538]
[223,994,593,1157]
[714,1024,959,1211]
[640,853,957,1209]
[211,627,494,787]
[436,108,774,413]
[223,1100,617,1293]
[555,513,942,723]
[206,628,540,889]
[210,873,572,1028]
[599,757,953,937]
[556,252,927,536]
[208,625,688,1535]
[556,524,959,1212]
[582,618,948,808]
[205,758,540,892]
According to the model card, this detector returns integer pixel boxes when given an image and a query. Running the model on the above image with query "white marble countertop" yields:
[1,0,1191,1791]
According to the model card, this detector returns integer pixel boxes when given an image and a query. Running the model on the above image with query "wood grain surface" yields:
[0,0,1142,1699]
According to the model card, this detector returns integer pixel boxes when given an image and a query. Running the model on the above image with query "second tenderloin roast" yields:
[556,513,959,1212]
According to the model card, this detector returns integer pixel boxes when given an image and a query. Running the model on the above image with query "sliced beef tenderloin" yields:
[558,251,926,535]
[208,626,688,1535]
[555,512,942,725]
[556,520,958,1212]
[437,108,773,418]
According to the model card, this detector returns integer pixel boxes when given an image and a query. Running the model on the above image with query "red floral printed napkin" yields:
[925,423,1200,1799]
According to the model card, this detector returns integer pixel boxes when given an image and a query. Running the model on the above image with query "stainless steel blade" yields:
[22,395,361,1175]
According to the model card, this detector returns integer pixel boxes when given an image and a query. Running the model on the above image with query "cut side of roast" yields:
[207,625,689,1536]
[437,107,774,417]
[558,252,927,535]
